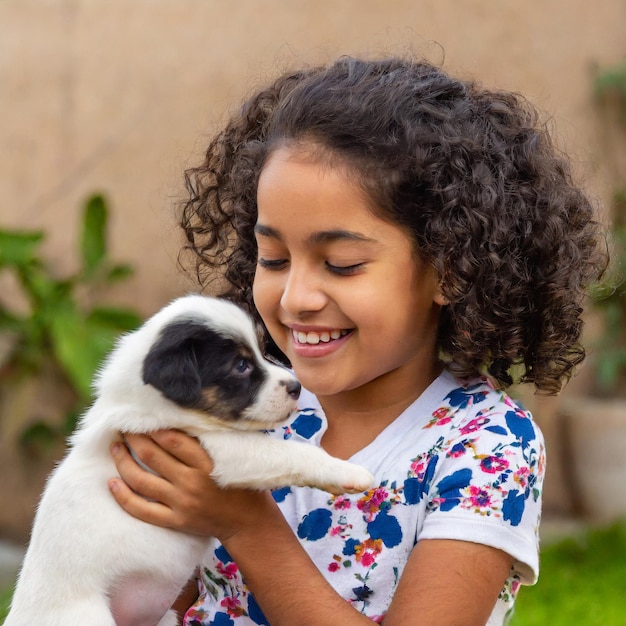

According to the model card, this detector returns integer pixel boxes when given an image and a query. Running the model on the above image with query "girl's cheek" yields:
[252,275,276,321]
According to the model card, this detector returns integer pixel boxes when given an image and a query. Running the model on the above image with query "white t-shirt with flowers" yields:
[184,370,545,626]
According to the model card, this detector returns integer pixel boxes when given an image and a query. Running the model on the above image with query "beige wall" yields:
[0,1,625,535]
[2,0,625,314]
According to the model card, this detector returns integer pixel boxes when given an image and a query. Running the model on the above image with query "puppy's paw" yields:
[322,464,376,495]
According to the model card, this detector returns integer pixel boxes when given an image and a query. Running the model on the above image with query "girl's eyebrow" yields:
[254,223,377,245]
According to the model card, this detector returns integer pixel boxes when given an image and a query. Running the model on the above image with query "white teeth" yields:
[292,329,348,344]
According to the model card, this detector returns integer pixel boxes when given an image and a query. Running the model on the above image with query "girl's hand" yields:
[108,430,273,541]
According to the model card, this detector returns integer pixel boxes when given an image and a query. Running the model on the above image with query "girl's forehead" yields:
[262,141,357,178]
[256,157,415,252]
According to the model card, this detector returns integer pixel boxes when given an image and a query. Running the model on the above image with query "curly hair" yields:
[180,56,607,394]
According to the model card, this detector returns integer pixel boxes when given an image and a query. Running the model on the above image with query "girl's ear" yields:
[433,279,450,306]
[434,290,450,307]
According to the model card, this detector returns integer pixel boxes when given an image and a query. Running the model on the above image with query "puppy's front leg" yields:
[202,433,375,494]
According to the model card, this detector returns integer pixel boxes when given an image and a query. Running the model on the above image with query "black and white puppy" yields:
[6,295,375,626]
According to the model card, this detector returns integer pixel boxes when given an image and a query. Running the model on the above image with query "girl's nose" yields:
[280,264,328,316]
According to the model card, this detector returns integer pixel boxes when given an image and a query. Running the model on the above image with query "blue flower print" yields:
[271,486,291,503]
[290,409,323,439]
[297,508,332,540]
[445,384,489,409]
[214,545,233,564]
[505,409,536,450]
[247,594,269,626]
[434,468,473,512]
[367,510,402,548]
[208,613,234,626]
[343,538,361,557]
[352,585,374,601]
[502,489,526,526]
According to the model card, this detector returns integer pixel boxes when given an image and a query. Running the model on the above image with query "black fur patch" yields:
[142,319,267,420]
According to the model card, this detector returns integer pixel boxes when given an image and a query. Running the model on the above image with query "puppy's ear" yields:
[142,320,204,407]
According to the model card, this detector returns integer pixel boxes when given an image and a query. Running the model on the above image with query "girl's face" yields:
[253,146,446,405]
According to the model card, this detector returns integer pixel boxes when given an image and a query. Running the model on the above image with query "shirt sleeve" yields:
[418,401,546,584]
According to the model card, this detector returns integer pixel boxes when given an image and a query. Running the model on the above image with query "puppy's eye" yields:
[233,358,252,376]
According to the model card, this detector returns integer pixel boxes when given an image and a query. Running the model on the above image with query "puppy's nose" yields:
[282,379,301,399]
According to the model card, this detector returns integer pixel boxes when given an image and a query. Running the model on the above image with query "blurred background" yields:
[1,1,625,623]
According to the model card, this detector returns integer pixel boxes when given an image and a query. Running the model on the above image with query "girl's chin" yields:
[287,363,362,398]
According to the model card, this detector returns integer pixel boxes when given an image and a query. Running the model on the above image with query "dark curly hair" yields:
[180,56,607,394]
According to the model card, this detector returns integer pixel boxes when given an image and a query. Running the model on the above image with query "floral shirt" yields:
[184,371,545,626]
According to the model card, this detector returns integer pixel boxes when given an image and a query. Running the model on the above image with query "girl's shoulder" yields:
[426,372,540,436]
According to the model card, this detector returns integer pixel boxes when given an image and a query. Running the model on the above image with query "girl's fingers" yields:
[110,430,226,535]
[111,439,176,503]
[121,432,195,482]
[107,476,176,528]
[150,429,214,474]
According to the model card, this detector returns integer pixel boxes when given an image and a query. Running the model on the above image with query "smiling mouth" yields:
[291,329,351,345]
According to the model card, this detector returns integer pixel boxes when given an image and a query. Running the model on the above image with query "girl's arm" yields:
[109,431,513,626]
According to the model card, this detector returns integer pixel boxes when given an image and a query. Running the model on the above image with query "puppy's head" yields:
[141,297,300,429]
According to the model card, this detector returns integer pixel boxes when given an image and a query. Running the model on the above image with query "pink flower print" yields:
[330,525,343,537]
[511,579,521,596]
[514,466,530,488]
[358,487,389,521]
[426,406,453,428]
[459,416,490,435]
[480,455,510,474]
[410,459,427,475]
[216,561,239,580]
[333,496,352,510]
[328,554,343,572]
[220,596,246,617]
[465,485,493,510]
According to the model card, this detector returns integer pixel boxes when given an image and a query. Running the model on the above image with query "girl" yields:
[109,56,607,625]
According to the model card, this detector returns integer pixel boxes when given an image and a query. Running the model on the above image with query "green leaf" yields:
[0,230,44,267]
[0,307,26,332]
[87,306,143,332]
[106,263,134,283]
[48,300,101,400]
[19,420,61,448]
[80,194,108,277]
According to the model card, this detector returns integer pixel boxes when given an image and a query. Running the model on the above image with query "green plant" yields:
[594,59,626,122]
[590,195,626,392]
[591,60,626,394]
[0,193,143,442]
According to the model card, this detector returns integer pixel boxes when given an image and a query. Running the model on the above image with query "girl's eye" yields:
[258,258,288,271]
[325,261,365,276]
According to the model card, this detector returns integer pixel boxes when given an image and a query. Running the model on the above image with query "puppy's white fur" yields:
[6,295,374,626]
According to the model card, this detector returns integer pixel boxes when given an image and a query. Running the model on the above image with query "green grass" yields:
[510,522,626,626]
[1,523,625,623]
[0,585,12,622]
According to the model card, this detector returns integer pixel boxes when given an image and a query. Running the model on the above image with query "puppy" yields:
[6,295,375,626]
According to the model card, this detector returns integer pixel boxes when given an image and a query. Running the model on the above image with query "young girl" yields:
[109,56,607,625]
